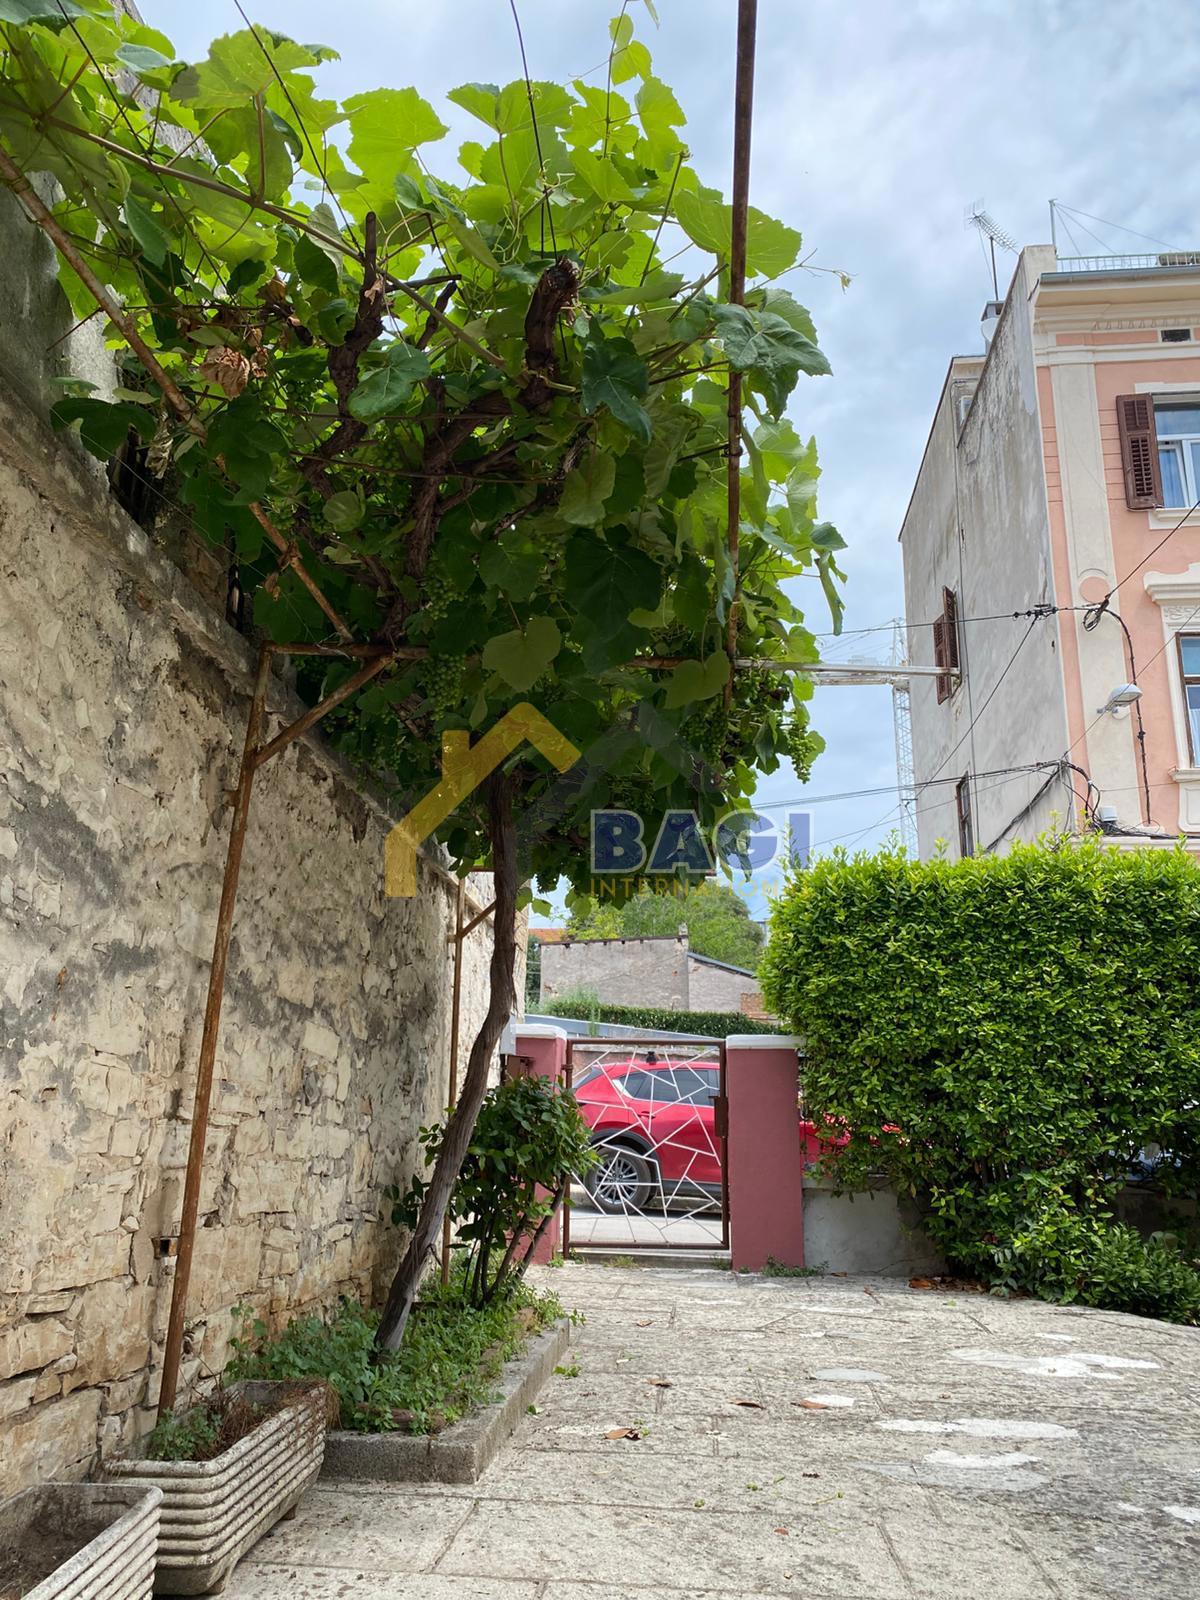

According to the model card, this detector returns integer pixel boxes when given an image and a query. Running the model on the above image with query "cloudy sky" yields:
[170,0,1200,912]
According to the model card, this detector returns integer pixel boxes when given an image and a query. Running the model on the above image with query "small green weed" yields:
[762,1257,826,1279]
[228,1270,563,1435]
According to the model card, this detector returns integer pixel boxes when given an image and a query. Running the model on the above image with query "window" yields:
[1156,403,1200,510]
[955,774,974,858]
[618,1070,658,1102]
[932,585,961,704]
[1161,328,1192,343]
[1177,634,1200,764]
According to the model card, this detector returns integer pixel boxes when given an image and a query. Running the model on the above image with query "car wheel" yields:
[585,1143,655,1214]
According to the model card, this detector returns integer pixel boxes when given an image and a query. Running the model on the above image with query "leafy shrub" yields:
[536,998,781,1037]
[391,1074,597,1306]
[142,1386,270,1461]
[227,1274,562,1434]
[143,1402,222,1461]
[761,838,1200,1322]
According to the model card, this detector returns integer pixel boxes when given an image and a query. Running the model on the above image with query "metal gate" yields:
[563,1036,729,1254]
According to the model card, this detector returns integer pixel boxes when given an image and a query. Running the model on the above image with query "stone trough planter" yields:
[105,1382,326,1596]
[0,1482,161,1600]
[323,1316,569,1485]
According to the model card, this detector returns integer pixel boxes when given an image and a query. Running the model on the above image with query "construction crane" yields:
[746,621,924,855]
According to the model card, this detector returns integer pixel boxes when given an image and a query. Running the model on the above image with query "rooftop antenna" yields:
[966,202,1018,298]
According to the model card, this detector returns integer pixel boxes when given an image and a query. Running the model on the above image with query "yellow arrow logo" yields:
[385,703,581,895]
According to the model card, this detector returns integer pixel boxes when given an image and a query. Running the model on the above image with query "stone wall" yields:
[0,367,514,1491]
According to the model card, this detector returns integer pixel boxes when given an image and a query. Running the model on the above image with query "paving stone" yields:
[435,1500,910,1597]
[238,1487,475,1572]
[294,1263,1199,1596]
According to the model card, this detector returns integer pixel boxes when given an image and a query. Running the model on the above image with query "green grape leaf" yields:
[559,451,616,527]
[49,397,153,460]
[114,42,172,73]
[324,490,364,533]
[293,231,339,294]
[347,341,431,423]
[581,332,651,443]
[447,82,501,129]
[478,537,542,601]
[0,0,89,19]
[811,521,846,553]
[754,418,808,476]
[663,653,731,710]
[712,303,829,376]
[483,615,561,691]
[674,180,802,278]
[635,77,685,153]
[564,532,662,636]
[611,39,652,85]
[123,196,167,266]
[673,552,712,631]
[342,87,448,176]
[571,149,635,203]
[742,208,804,278]
[755,286,817,340]
[173,29,322,108]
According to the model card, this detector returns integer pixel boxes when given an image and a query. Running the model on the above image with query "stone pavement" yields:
[226,1262,1200,1599]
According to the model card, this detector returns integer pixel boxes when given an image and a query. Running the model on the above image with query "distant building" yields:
[540,930,767,1016]
[900,244,1200,858]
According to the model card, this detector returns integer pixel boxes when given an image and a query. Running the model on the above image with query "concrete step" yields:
[569,1246,731,1270]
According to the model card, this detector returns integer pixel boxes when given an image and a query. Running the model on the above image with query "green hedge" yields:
[761,838,1200,1323]
[536,998,782,1038]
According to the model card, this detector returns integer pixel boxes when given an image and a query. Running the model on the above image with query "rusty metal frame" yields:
[724,0,759,690]
[157,641,488,1414]
[562,1036,729,1256]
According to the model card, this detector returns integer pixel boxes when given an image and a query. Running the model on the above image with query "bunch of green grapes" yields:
[373,426,411,472]
[421,651,467,719]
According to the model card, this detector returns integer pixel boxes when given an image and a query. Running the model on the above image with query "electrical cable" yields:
[1054,204,1177,253]
[917,615,1042,793]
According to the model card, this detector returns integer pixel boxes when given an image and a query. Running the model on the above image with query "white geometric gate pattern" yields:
[564,1038,728,1252]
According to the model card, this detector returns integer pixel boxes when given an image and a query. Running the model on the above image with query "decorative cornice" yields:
[1144,563,1200,609]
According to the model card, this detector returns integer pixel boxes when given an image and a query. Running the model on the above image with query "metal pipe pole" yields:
[440,878,466,1288]
[159,644,273,1415]
[724,0,758,696]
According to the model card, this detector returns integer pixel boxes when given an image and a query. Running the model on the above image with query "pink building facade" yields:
[901,246,1200,857]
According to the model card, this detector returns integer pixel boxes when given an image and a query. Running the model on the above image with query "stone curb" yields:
[321,1319,570,1485]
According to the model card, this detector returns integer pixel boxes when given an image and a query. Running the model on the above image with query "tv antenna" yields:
[966,203,1018,298]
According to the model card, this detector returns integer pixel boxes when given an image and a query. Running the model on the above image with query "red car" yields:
[573,1055,830,1214]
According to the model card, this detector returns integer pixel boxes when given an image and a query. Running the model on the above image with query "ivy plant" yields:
[0,1,843,1349]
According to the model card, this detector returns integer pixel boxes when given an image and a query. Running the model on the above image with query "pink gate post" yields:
[725,1035,806,1272]
[500,1022,570,1265]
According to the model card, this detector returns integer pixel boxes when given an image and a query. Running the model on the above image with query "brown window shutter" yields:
[941,586,960,671]
[933,614,950,703]
[1116,394,1163,509]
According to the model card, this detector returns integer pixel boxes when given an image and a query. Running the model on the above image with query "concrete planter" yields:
[323,1317,569,1484]
[0,1482,161,1600]
[105,1382,325,1596]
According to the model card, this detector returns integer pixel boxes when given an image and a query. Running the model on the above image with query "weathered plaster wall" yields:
[901,247,1073,858]
[685,957,760,1015]
[0,377,511,1490]
[541,934,688,1009]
